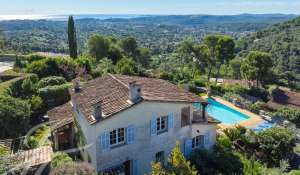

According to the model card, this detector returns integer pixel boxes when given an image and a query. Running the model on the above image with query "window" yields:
[157,116,168,134]
[192,135,204,149]
[110,128,125,146]
[181,107,190,127]
[155,151,165,163]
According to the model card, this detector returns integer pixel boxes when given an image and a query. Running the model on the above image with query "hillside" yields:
[0,14,296,54]
[237,17,300,88]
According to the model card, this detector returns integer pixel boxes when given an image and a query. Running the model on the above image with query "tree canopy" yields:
[0,95,31,139]
[68,16,78,59]
[150,142,198,175]
[241,51,273,87]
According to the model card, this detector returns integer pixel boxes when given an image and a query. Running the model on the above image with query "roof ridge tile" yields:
[108,74,129,89]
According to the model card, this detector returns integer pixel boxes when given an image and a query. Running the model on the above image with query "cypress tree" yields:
[68,16,78,59]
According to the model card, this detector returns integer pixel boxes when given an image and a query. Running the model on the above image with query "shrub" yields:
[223,125,247,142]
[50,162,95,175]
[0,145,9,156]
[21,74,38,94]
[272,107,300,127]
[26,54,46,63]
[115,57,138,75]
[51,152,73,168]
[26,136,39,149]
[74,56,93,73]
[26,57,77,80]
[257,127,295,166]
[158,71,173,81]
[208,83,225,95]
[223,92,242,103]
[150,142,198,175]
[37,76,67,89]
[247,87,269,102]
[8,74,38,97]
[13,55,27,69]
[193,78,207,87]
[190,149,243,175]
[26,59,50,78]
[38,84,70,108]
[30,95,44,111]
[215,134,233,152]
[248,103,260,114]
[236,153,265,175]
[223,84,248,95]
[91,58,115,78]
[0,95,31,139]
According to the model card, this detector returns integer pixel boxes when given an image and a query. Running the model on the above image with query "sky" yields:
[0,0,299,15]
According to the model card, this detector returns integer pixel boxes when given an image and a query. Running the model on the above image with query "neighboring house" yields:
[209,78,258,87]
[47,103,74,151]
[70,74,220,174]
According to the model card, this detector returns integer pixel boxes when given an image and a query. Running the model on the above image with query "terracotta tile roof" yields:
[270,88,300,108]
[70,74,203,124]
[47,103,73,129]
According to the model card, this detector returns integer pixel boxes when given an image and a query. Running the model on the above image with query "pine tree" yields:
[150,142,198,175]
[68,16,78,59]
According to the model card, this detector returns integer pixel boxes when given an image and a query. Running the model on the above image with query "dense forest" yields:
[237,16,300,89]
[0,14,296,54]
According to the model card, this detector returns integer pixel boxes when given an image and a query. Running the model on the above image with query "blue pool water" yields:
[252,121,275,132]
[205,98,250,125]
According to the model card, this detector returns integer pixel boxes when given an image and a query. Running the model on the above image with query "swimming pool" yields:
[252,121,275,132]
[205,98,250,125]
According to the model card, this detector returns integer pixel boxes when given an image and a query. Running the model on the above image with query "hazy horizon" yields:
[0,0,299,16]
[0,13,298,21]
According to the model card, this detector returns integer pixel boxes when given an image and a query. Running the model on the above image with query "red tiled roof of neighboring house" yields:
[70,74,204,124]
[47,103,73,129]
[284,90,300,107]
[270,89,300,109]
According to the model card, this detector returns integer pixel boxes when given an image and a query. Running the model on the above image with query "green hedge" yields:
[38,84,70,108]
[37,76,66,89]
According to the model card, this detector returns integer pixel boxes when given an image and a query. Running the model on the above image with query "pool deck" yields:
[210,96,264,129]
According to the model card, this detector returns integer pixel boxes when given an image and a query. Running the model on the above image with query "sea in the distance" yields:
[0,14,150,21]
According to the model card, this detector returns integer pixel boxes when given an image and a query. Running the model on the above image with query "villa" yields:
[69,74,220,174]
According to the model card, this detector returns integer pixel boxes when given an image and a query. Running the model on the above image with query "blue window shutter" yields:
[150,115,157,136]
[204,132,210,147]
[168,113,174,129]
[100,132,110,152]
[133,160,138,175]
[184,139,193,156]
[127,125,135,144]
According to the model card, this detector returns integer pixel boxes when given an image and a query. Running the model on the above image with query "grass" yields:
[0,145,9,156]
[198,92,208,97]
[0,70,34,96]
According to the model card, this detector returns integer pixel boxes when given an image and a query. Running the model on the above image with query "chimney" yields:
[129,81,142,103]
[92,101,102,120]
[201,102,209,121]
[73,79,80,93]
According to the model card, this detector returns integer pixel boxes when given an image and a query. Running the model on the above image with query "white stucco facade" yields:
[73,100,217,175]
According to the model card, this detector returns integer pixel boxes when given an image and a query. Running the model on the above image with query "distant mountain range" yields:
[104,14,298,26]
[0,14,148,21]
[0,13,297,22]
